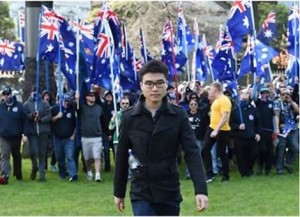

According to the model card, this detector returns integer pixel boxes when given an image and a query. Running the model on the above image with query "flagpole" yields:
[45,60,49,90]
[35,11,43,136]
[104,18,119,139]
[141,27,148,63]
[192,17,198,83]
[75,8,80,110]
[250,0,258,86]
[58,41,63,113]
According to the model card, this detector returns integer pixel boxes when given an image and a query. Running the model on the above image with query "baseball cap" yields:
[2,86,12,95]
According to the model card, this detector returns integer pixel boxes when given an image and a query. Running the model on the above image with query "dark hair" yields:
[139,60,169,81]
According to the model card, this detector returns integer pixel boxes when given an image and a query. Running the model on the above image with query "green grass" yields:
[0,156,299,216]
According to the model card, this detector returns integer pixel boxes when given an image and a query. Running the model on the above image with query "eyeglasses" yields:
[121,102,129,105]
[281,93,289,96]
[190,103,198,106]
[2,92,10,96]
[87,95,95,97]
[143,80,166,89]
[190,96,198,99]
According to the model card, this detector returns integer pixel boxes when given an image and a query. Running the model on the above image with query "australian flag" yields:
[257,10,277,45]
[0,39,24,71]
[120,23,135,79]
[177,4,195,54]
[58,18,77,90]
[282,117,297,137]
[38,5,64,62]
[238,36,255,78]
[161,20,187,78]
[255,39,278,66]
[287,4,300,58]
[227,0,254,52]
[18,10,25,43]
[285,57,299,87]
[94,3,121,54]
[139,27,152,64]
[194,36,207,82]
[93,19,114,90]
[212,28,236,82]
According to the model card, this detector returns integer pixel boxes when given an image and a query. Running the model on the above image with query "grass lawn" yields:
[0,156,299,216]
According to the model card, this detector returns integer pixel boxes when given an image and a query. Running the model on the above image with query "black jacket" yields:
[0,98,25,139]
[230,102,261,140]
[114,95,207,203]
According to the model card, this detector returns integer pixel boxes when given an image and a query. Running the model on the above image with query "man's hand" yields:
[195,194,208,212]
[114,197,125,212]
[255,134,261,142]
[210,129,218,138]
[239,123,245,130]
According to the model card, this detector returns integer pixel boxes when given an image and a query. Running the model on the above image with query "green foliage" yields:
[0,2,16,40]
[0,157,298,215]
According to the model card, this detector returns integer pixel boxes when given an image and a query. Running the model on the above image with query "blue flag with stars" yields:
[257,10,277,45]
[226,0,254,52]
[287,4,300,58]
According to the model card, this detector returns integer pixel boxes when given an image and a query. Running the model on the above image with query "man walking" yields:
[114,60,208,216]
[0,86,25,184]
[23,86,52,181]
[51,92,77,181]
[202,82,232,182]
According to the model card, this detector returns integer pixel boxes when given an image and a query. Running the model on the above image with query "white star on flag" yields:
[243,16,250,29]
[264,29,273,38]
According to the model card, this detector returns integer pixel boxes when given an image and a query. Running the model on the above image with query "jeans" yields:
[202,128,231,178]
[54,137,77,178]
[29,134,48,179]
[0,137,22,178]
[275,130,299,172]
[131,199,180,216]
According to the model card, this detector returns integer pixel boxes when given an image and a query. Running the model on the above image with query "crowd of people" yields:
[0,67,299,186]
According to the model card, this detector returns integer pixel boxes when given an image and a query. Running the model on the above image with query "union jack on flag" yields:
[0,39,15,57]
[18,11,25,42]
[94,3,121,52]
[95,33,109,58]
[42,5,64,26]
[73,18,94,41]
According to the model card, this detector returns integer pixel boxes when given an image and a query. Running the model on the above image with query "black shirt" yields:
[51,104,76,139]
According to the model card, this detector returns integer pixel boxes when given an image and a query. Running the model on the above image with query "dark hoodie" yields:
[23,94,52,136]
[42,90,54,106]
[0,96,25,139]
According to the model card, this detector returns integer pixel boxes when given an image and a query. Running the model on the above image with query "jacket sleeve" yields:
[229,108,240,131]
[113,112,131,198]
[40,103,52,123]
[179,111,208,196]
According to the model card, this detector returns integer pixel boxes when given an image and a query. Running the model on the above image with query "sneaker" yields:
[0,176,9,185]
[206,177,213,183]
[95,173,102,182]
[69,175,78,182]
[86,171,93,181]
[51,165,58,173]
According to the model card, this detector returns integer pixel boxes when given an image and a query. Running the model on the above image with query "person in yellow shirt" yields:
[202,82,232,182]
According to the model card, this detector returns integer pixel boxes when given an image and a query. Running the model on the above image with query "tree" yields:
[0,2,16,40]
